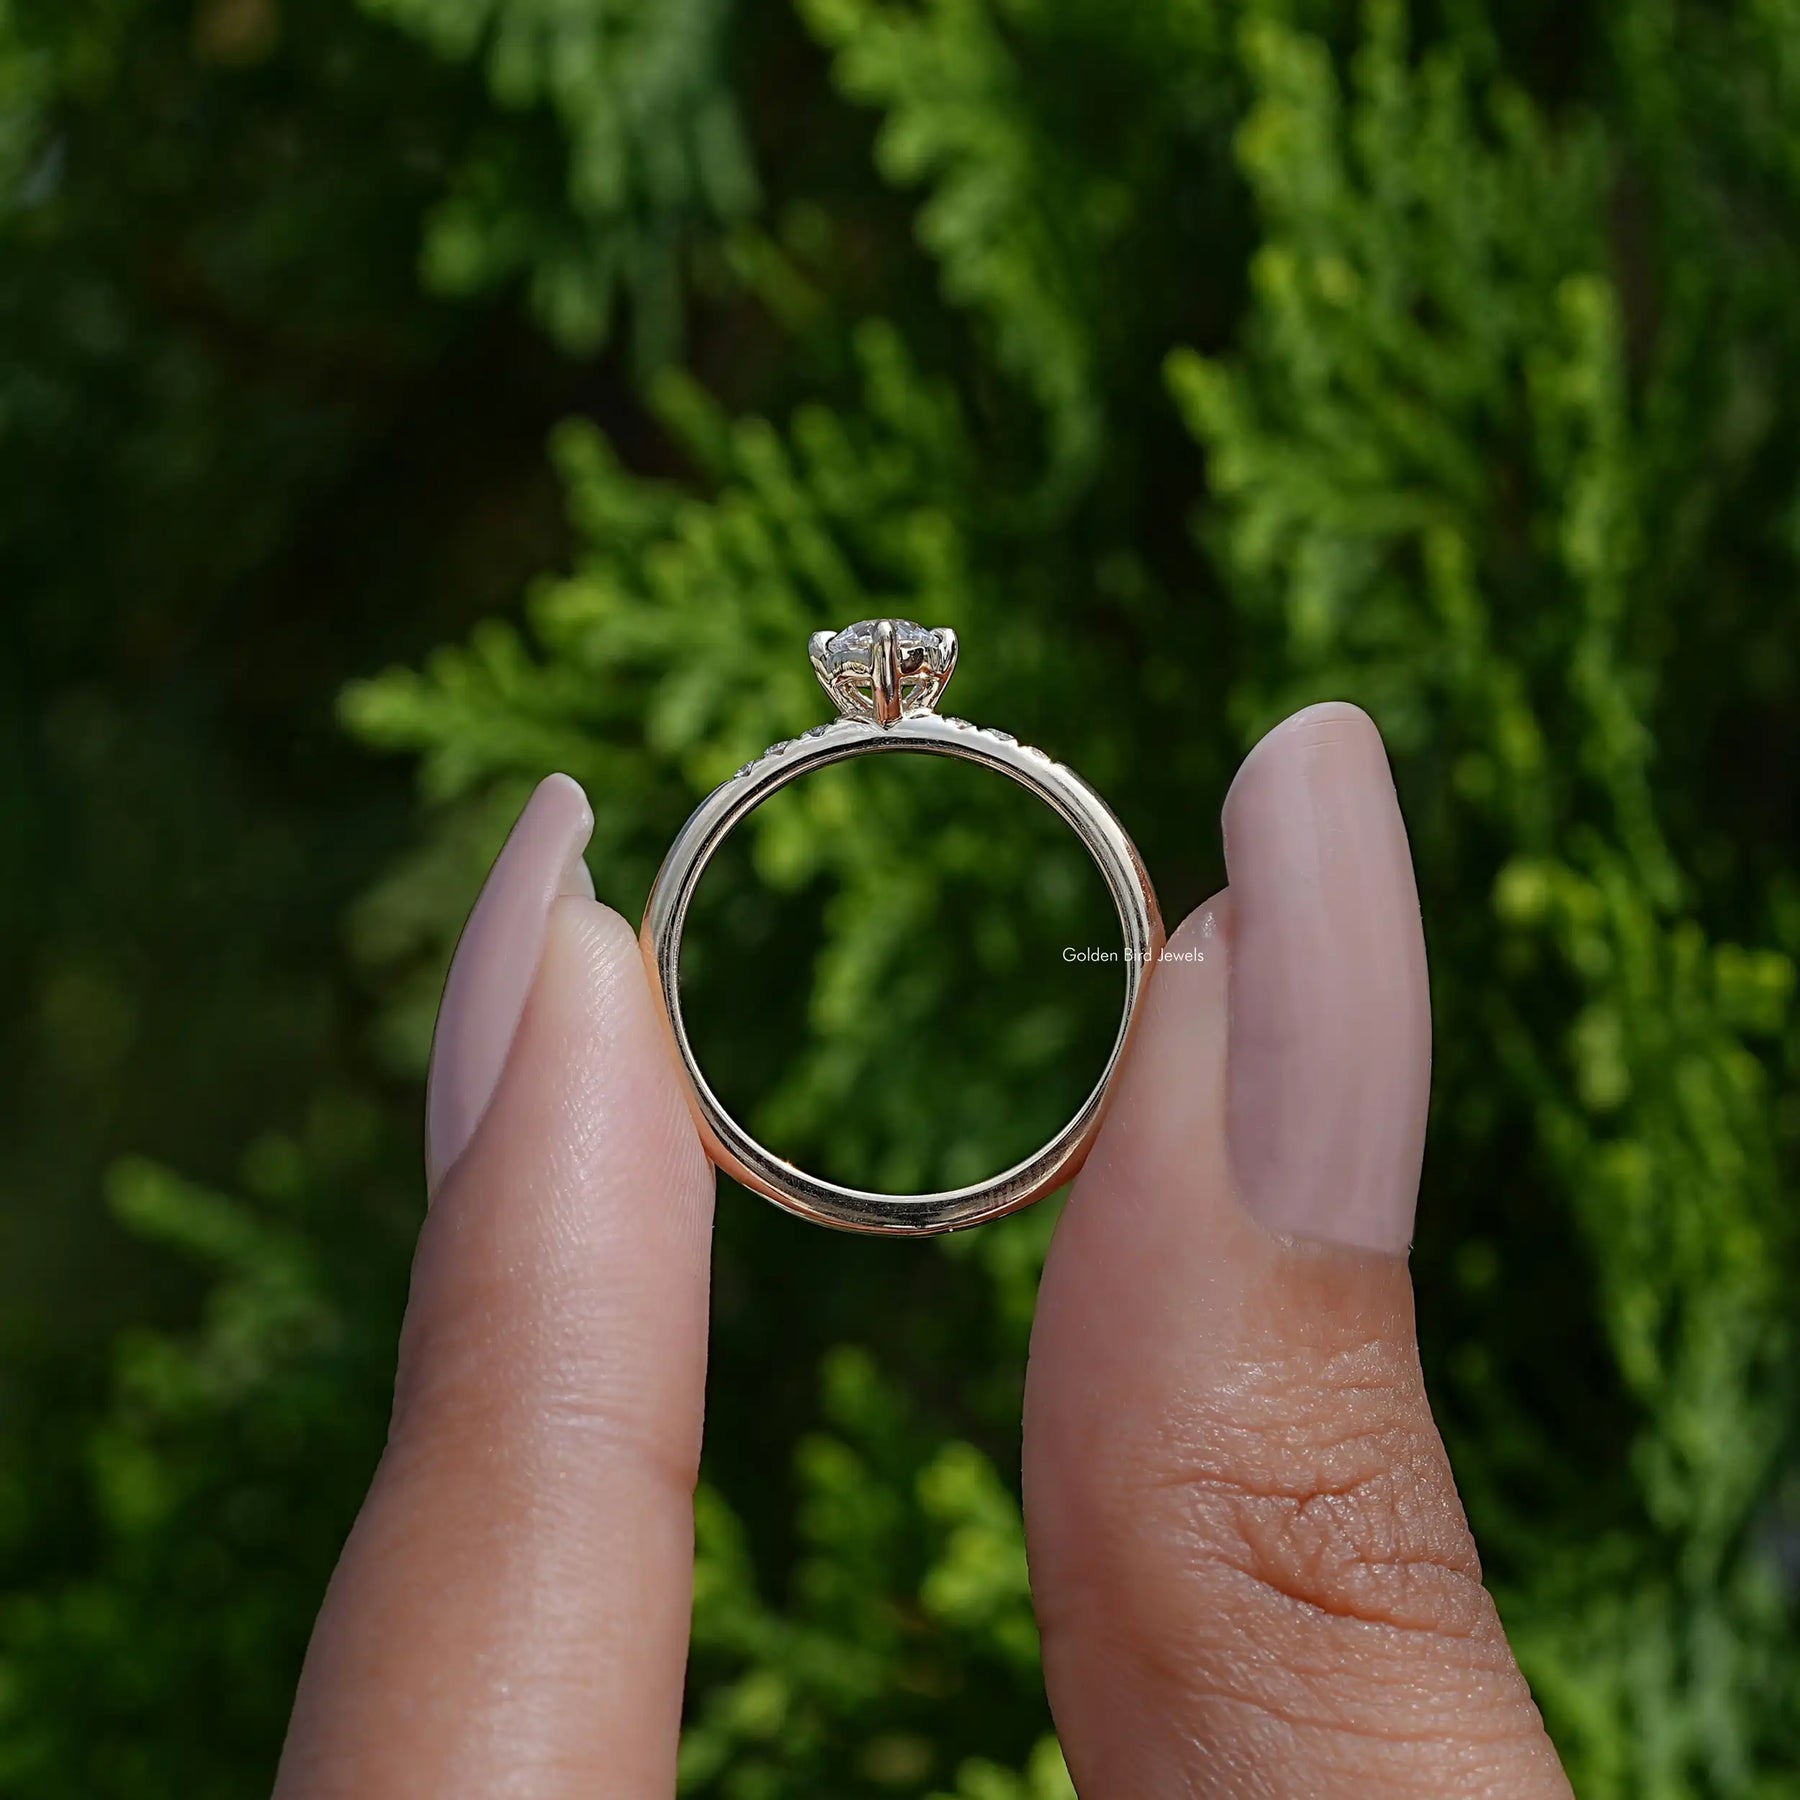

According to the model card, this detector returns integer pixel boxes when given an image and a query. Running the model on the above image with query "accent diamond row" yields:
[732,718,1059,782]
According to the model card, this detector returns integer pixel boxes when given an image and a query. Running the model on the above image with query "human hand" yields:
[273,702,1574,1798]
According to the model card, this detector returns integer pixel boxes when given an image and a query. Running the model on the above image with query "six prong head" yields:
[810,618,959,725]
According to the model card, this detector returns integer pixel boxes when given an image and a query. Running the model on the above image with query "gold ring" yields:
[641,620,1163,1235]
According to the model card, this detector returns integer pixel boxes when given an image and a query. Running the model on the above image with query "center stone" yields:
[822,618,934,674]
[810,617,959,723]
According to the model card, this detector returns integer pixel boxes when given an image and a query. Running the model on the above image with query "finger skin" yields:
[1023,721,1572,1797]
[275,899,714,1799]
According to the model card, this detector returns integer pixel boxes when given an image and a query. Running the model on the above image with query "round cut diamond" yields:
[821,618,935,674]
[810,617,958,722]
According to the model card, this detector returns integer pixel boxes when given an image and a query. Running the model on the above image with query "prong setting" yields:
[811,618,959,725]
[870,620,903,724]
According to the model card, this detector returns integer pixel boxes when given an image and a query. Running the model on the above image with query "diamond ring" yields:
[640,620,1164,1235]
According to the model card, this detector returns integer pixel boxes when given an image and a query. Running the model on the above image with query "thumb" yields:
[1023,704,1571,1798]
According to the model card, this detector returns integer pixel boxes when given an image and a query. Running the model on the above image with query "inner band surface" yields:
[641,714,1162,1235]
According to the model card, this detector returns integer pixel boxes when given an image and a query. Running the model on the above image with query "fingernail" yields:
[1222,703,1430,1252]
[425,774,596,1195]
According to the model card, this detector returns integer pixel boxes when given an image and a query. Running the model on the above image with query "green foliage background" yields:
[2,0,1799,1793]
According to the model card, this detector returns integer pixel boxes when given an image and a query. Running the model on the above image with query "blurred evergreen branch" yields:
[354,0,757,359]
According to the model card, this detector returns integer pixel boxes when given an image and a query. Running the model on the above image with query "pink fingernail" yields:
[1222,703,1431,1252]
[424,774,596,1196]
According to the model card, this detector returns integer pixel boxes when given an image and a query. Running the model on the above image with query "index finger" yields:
[276,777,715,1799]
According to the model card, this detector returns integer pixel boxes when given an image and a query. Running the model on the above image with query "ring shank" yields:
[640,713,1163,1235]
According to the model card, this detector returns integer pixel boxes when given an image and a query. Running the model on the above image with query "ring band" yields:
[641,620,1164,1235]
